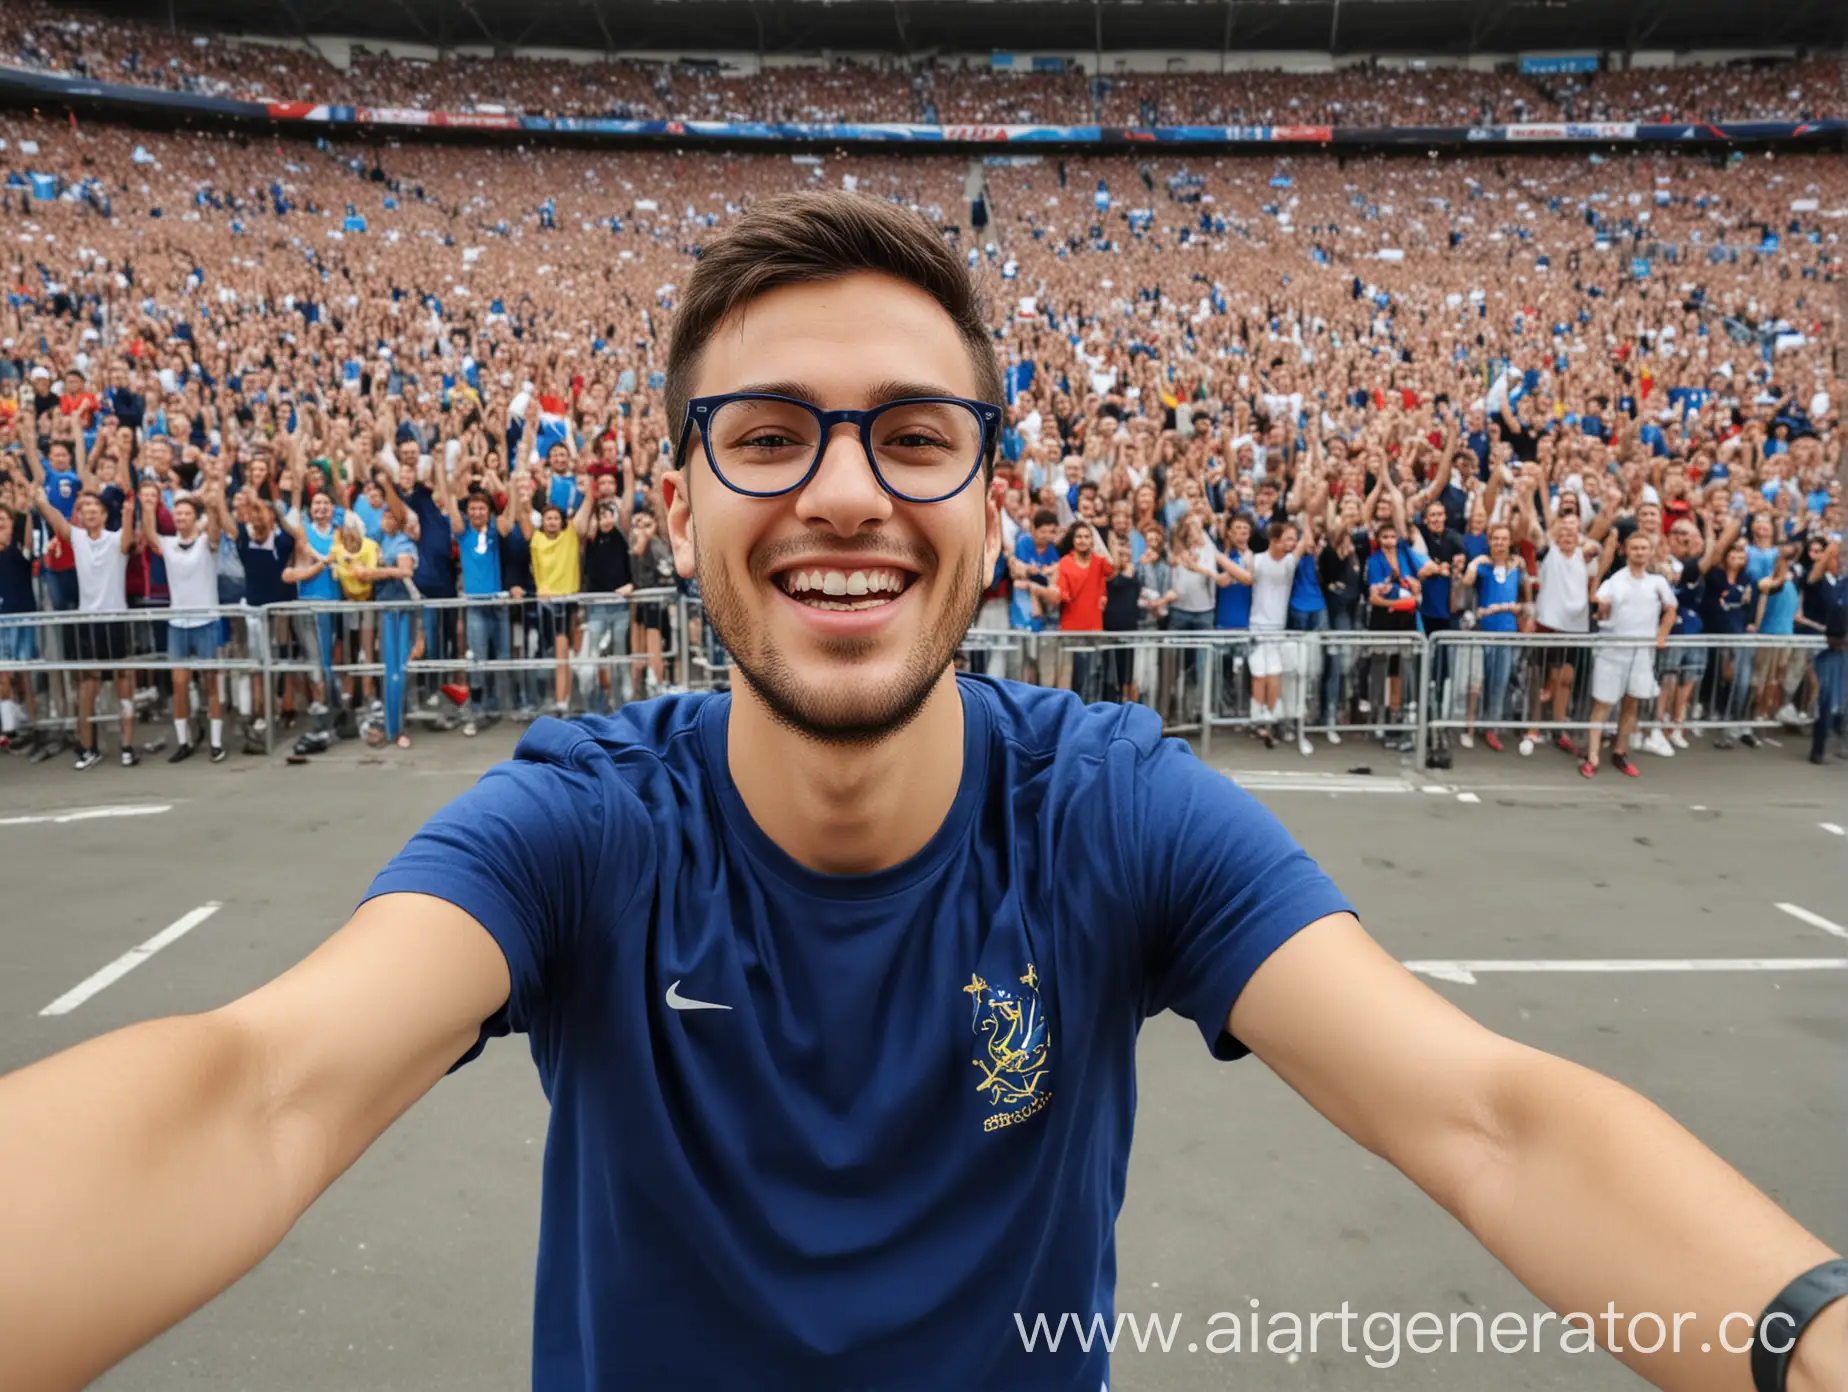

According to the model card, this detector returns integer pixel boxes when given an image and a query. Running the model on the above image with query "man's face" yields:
[1269,524,1297,557]
[548,444,570,475]
[1626,533,1653,569]
[541,506,564,537]
[1071,523,1094,555]
[467,497,490,530]
[397,459,418,493]
[663,271,997,746]
[77,495,104,532]
[1424,503,1446,533]
[173,499,200,538]
[1033,523,1057,549]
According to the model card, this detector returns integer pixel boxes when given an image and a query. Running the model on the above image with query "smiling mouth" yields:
[773,565,919,612]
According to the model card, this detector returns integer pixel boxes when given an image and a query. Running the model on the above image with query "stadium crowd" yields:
[0,97,1842,772]
[0,0,1843,126]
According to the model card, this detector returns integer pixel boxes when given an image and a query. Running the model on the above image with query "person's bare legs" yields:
[76,673,99,753]
[1614,694,1639,762]
[114,670,135,750]
[1584,698,1612,768]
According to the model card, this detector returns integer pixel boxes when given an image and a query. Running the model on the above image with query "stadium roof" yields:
[82,0,1848,60]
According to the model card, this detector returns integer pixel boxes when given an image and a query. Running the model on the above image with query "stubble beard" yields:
[695,538,985,749]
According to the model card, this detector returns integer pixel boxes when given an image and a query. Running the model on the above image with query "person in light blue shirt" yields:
[7,193,1839,1392]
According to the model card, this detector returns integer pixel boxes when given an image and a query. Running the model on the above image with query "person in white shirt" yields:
[31,483,138,770]
[1516,468,1614,758]
[1248,517,1315,752]
[1582,530,1677,779]
[148,484,227,764]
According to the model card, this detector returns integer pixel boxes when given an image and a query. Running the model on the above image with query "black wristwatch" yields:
[1752,1258,1848,1392]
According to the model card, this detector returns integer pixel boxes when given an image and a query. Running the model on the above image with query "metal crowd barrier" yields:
[1421,631,1828,759]
[0,601,1832,767]
[0,606,268,749]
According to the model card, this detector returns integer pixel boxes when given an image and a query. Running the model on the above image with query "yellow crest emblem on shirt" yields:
[964,965,1052,1133]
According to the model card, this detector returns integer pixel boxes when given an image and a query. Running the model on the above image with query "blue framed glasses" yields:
[676,393,1001,504]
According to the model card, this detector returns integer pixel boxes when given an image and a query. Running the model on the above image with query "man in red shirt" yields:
[1022,520,1115,697]
[59,368,99,428]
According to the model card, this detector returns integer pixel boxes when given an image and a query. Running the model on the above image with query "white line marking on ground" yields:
[0,804,173,828]
[1821,823,1845,837]
[1456,792,1481,804]
[1405,958,1848,986]
[1690,804,1707,811]
[1421,785,1449,795]
[39,903,222,1016]
[1775,902,1848,942]
[1229,771,1412,794]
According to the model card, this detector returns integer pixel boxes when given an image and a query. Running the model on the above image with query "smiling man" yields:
[0,194,1842,1392]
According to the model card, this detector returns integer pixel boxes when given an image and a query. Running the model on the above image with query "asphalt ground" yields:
[0,718,1842,1391]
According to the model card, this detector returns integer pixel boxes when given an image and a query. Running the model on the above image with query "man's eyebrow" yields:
[727,380,970,408]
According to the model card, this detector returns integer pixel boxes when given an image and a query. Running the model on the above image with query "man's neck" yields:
[725,668,966,877]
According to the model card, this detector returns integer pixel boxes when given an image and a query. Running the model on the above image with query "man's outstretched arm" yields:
[0,893,510,1392]
[1229,912,1842,1392]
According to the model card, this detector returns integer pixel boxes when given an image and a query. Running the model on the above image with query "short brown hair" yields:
[665,191,1002,461]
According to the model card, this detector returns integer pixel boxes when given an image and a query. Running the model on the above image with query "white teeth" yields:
[779,567,911,599]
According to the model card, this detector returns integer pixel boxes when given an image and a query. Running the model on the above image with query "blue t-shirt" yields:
[43,466,81,519]
[1287,550,1325,615]
[1010,535,1060,630]
[375,532,417,601]
[1215,550,1252,629]
[237,525,296,607]
[362,681,1352,1390]
[351,493,388,543]
[458,521,504,596]
[295,519,341,601]
[1366,544,1418,603]
[1472,557,1521,632]
[407,487,456,598]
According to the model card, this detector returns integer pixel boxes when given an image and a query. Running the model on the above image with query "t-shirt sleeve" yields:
[1595,573,1616,604]
[1135,736,1356,1060]
[358,720,626,1069]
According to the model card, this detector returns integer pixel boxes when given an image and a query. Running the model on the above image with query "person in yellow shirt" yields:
[329,516,381,707]
[518,477,595,712]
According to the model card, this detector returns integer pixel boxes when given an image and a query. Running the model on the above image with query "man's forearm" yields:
[0,1012,311,1392]
[1452,1048,1841,1392]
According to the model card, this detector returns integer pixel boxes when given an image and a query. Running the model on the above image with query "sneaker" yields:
[1458,731,1474,749]
[1739,730,1761,749]
[1776,702,1804,728]
[1297,733,1313,757]
[121,748,140,768]
[1357,699,1372,715]
[1613,752,1639,778]
[1326,729,1342,746]
[1669,728,1689,750]
[168,742,195,765]
[1811,751,1828,766]
[462,720,479,738]
[1260,729,1275,751]
[1518,735,1535,757]
[513,705,538,724]
[422,693,442,710]
[1552,733,1582,758]
[1643,729,1675,758]
[1483,731,1504,753]
[308,701,329,719]
[1578,758,1598,779]
[1713,733,1735,750]
[210,744,227,763]
[553,700,571,718]
[74,747,102,772]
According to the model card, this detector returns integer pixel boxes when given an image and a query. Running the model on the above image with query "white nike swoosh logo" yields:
[664,980,733,1012]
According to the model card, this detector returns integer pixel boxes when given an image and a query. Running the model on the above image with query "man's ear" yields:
[661,468,698,579]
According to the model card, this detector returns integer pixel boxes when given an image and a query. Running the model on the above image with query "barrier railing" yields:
[1422,631,1828,759]
[0,606,268,751]
[0,599,1833,769]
